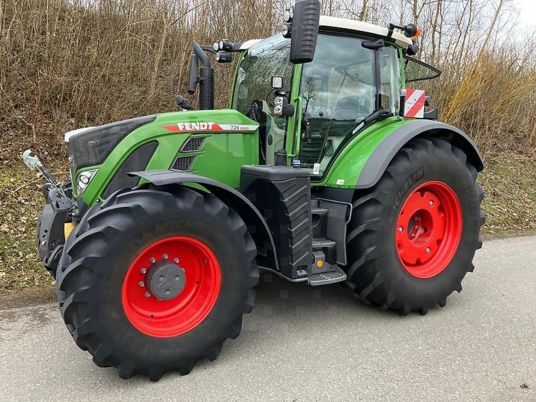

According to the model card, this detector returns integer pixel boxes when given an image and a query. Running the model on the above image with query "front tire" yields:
[56,186,258,380]
[345,138,484,315]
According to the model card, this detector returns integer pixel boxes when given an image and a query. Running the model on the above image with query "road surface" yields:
[1,235,535,401]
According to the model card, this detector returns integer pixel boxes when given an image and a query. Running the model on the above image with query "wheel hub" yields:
[122,236,221,338]
[395,181,462,278]
[146,260,186,300]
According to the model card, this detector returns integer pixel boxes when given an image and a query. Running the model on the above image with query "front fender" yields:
[129,170,279,271]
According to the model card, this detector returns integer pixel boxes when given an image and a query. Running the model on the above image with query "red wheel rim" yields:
[122,236,221,338]
[395,181,462,279]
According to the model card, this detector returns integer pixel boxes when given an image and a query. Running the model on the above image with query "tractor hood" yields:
[69,109,260,204]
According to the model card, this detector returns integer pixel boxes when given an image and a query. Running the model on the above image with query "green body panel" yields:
[78,109,259,205]
[315,117,411,189]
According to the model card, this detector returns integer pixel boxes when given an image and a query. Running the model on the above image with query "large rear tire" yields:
[345,138,484,315]
[56,186,258,380]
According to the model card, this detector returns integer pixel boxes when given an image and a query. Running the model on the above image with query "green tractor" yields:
[24,0,484,381]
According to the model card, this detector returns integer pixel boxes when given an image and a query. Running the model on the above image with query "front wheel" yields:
[56,186,258,380]
[345,138,484,315]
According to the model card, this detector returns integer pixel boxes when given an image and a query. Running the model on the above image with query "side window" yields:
[405,57,442,82]
[299,34,375,174]
[379,46,401,114]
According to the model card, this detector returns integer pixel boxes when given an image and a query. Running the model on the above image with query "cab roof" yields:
[239,16,413,50]
[319,16,412,47]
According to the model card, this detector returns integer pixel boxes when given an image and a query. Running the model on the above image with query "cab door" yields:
[291,32,402,178]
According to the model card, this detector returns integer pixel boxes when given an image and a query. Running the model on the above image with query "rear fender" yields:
[129,170,278,271]
[355,120,483,189]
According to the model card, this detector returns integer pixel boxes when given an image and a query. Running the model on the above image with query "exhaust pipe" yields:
[189,42,214,110]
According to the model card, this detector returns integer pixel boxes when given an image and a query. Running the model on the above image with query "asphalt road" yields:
[1,235,535,401]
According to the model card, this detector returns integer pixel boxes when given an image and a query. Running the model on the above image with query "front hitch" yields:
[22,149,63,191]
[22,149,75,275]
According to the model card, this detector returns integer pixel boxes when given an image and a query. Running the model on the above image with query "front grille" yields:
[68,115,156,173]
[180,136,207,152]
[172,155,196,171]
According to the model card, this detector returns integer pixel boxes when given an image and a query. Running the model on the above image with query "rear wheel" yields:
[345,138,484,314]
[56,186,258,380]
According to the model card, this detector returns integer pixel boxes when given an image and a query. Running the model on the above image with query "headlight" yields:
[77,169,97,194]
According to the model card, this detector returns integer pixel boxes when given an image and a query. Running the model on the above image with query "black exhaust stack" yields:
[188,42,214,110]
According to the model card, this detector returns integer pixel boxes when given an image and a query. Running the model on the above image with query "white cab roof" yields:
[240,16,413,50]
[239,39,262,50]
[319,16,412,47]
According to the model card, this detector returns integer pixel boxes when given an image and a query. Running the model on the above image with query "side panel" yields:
[79,109,259,205]
[318,117,410,189]
[319,118,483,190]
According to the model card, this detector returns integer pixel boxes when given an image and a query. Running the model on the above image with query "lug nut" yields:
[429,201,434,207]
[149,257,156,264]
[140,268,147,274]
[173,258,180,264]
[425,247,431,254]
[397,226,403,233]
[145,291,151,298]
[163,253,168,260]
[139,281,145,287]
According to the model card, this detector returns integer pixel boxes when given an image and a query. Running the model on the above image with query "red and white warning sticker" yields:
[404,88,426,118]
[164,122,258,133]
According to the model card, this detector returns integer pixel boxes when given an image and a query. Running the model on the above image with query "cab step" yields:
[308,265,347,286]
[311,207,329,216]
[312,238,336,250]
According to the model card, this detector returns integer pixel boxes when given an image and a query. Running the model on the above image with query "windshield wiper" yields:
[351,109,393,135]
[363,109,392,125]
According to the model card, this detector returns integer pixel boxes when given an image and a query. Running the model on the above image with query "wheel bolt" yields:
[397,226,403,233]
[149,257,156,264]
[140,268,147,274]
[173,257,180,264]
[425,247,431,254]
[145,291,151,298]
[163,253,168,260]
[429,201,434,207]
[139,281,145,287]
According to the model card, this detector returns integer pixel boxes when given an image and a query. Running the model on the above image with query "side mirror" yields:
[287,0,321,64]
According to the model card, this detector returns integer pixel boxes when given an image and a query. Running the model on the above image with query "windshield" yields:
[232,34,293,115]
[232,34,293,165]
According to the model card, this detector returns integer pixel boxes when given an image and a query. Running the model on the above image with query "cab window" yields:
[405,57,442,82]
[232,34,293,165]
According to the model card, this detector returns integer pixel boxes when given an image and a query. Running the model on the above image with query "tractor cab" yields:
[180,5,442,185]
[229,16,440,179]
